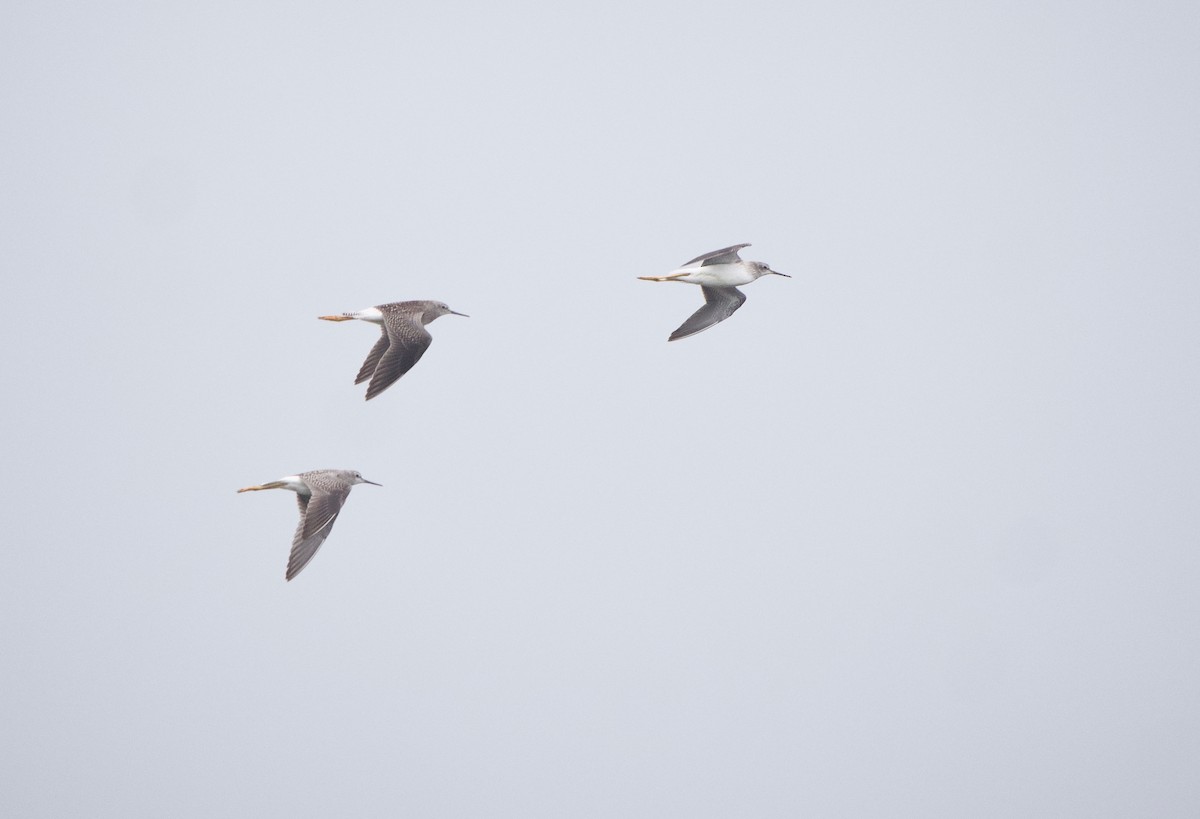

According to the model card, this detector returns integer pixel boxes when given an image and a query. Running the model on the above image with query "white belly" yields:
[668,262,755,287]
[280,475,312,495]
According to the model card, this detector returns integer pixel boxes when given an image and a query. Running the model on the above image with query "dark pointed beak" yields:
[449,310,470,317]
[771,269,791,277]
[362,479,383,487]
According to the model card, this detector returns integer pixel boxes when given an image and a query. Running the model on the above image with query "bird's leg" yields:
[637,272,690,282]
[317,314,355,321]
[237,481,288,493]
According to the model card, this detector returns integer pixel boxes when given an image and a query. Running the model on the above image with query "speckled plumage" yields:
[237,468,381,581]
[321,300,468,400]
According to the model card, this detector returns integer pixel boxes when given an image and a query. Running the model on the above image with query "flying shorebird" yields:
[319,301,468,400]
[638,244,789,341]
[238,469,381,581]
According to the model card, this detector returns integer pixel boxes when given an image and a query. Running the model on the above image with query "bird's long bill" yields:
[361,479,383,486]
[318,314,355,321]
[237,481,287,492]
[449,310,470,317]
[771,269,792,277]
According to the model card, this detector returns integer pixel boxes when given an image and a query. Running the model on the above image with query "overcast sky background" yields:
[2,2,1199,816]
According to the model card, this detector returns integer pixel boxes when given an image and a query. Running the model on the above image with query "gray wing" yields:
[355,328,391,385]
[286,485,350,581]
[682,243,750,267]
[365,313,432,400]
[668,286,747,341]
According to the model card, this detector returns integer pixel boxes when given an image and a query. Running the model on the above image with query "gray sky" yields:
[3,1,1199,816]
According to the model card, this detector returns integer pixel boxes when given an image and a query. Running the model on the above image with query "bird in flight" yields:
[639,244,789,341]
[319,300,468,399]
[238,469,381,581]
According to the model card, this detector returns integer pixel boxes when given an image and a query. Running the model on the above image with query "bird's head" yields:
[425,302,470,323]
[350,471,382,487]
[751,261,790,279]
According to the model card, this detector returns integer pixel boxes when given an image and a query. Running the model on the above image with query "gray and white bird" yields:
[319,301,468,399]
[638,244,789,341]
[238,469,381,581]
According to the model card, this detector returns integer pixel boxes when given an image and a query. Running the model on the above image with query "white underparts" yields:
[279,476,311,495]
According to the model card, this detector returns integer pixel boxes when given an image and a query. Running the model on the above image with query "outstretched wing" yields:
[365,313,432,400]
[668,286,747,341]
[681,243,750,267]
[355,328,391,385]
[286,485,350,581]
